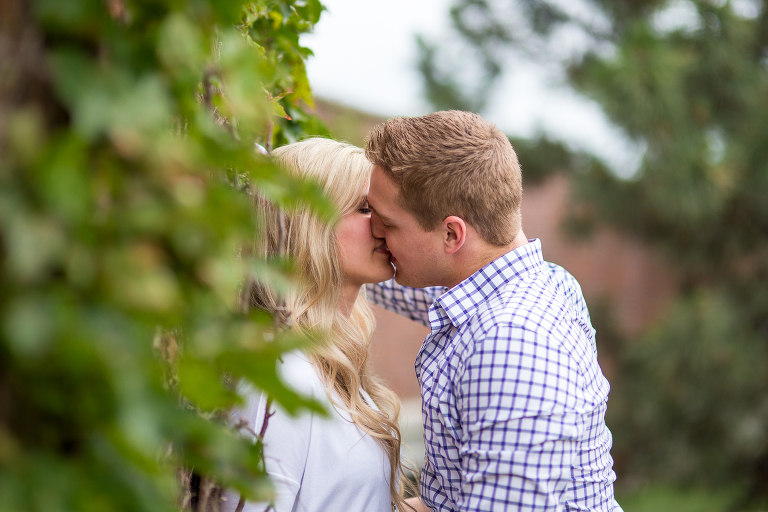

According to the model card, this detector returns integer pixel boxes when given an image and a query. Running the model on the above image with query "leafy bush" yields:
[0,1,331,510]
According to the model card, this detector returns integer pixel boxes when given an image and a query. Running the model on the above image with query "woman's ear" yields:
[442,216,467,255]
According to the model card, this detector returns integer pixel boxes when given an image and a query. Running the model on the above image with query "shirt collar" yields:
[436,239,545,328]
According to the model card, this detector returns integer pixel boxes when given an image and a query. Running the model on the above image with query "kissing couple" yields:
[224,110,623,512]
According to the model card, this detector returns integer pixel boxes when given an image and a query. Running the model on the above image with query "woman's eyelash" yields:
[359,207,372,214]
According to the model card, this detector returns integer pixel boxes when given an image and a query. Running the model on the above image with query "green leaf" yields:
[178,357,240,411]
[5,211,67,283]
[2,295,56,358]
[272,100,290,119]
[157,13,206,75]
[35,133,90,223]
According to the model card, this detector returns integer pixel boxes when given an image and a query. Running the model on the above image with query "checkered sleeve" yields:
[456,322,583,512]
[365,279,443,327]
[548,263,596,352]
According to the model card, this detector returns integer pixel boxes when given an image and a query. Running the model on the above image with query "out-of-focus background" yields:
[304,1,768,511]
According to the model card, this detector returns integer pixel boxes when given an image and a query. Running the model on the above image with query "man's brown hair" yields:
[365,110,522,246]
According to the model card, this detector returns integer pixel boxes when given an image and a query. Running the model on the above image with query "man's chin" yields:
[393,267,425,288]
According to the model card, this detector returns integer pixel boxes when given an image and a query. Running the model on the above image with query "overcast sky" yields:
[301,0,643,176]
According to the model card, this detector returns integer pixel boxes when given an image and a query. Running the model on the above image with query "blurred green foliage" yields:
[0,0,331,510]
[420,0,768,504]
[615,484,743,512]
[508,135,597,185]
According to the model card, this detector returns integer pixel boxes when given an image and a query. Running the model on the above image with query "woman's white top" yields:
[222,351,393,512]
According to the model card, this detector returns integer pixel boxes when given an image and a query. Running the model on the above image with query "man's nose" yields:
[370,211,385,238]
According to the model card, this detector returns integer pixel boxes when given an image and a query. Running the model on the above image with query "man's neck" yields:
[445,230,528,289]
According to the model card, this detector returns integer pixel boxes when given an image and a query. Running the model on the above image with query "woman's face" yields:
[336,181,394,289]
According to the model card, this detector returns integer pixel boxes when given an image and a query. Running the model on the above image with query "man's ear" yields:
[442,216,467,255]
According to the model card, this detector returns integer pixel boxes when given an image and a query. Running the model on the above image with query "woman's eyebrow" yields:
[369,204,393,223]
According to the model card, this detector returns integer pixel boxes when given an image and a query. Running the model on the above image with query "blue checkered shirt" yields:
[368,240,621,512]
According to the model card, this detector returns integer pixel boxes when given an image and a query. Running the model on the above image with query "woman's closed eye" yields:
[358,200,372,214]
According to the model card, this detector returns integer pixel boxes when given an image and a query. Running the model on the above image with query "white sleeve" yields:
[260,398,313,511]
[366,279,444,327]
[224,366,315,512]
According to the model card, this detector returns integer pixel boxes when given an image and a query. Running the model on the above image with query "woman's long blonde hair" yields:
[248,138,407,510]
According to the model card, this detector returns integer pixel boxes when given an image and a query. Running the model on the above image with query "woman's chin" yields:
[369,263,395,283]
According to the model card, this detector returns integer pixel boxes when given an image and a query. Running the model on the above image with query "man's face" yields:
[368,165,447,287]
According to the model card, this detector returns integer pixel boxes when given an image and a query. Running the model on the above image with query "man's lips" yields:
[374,241,391,255]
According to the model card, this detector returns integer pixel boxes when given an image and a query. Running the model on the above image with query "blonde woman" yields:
[225,138,408,512]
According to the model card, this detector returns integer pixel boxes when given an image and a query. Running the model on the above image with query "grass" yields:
[616,484,765,512]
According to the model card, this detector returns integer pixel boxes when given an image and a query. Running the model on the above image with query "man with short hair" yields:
[365,111,621,512]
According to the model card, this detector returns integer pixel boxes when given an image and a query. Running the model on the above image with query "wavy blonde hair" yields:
[248,138,407,510]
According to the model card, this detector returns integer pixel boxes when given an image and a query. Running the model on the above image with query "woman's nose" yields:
[370,211,385,238]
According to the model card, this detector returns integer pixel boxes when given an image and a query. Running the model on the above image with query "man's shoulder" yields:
[543,260,585,294]
[480,261,580,314]
[464,260,589,347]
